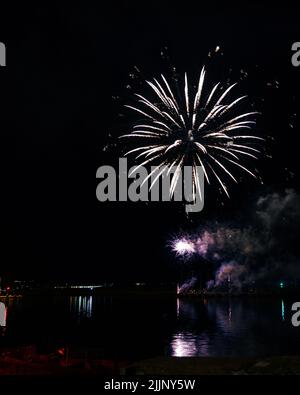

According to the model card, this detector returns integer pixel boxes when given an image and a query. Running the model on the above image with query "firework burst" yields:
[120,66,264,199]
[171,237,196,258]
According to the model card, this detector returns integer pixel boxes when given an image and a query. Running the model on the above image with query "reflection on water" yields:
[172,333,197,357]
[1,295,300,358]
[70,296,93,319]
[169,297,298,357]
[281,299,285,322]
[171,298,213,357]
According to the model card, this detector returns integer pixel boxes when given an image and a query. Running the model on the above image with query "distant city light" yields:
[54,285,104,290]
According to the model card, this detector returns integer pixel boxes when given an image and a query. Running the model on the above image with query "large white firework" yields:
[120,66,264,199]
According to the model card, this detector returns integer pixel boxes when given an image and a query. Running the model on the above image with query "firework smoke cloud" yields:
[171,190,300,290]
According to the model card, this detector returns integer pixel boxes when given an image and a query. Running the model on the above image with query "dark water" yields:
[1,295,300,359]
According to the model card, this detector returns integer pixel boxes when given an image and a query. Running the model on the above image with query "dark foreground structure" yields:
[1,347,300,375]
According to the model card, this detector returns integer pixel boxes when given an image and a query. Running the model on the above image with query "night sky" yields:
[2,3,300,282]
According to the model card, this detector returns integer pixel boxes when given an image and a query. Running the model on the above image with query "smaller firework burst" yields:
[171,237,196,258]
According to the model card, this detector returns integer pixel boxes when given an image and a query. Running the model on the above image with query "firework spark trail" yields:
[120,66,264,200]
[177,277,198,294]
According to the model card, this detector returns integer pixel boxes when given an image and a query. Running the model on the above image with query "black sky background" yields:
[1,3,300,283]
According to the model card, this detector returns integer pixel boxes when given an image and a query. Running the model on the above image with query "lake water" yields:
[1,295,300,359]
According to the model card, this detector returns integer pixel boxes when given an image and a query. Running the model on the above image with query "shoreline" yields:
[1,289,300,298]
